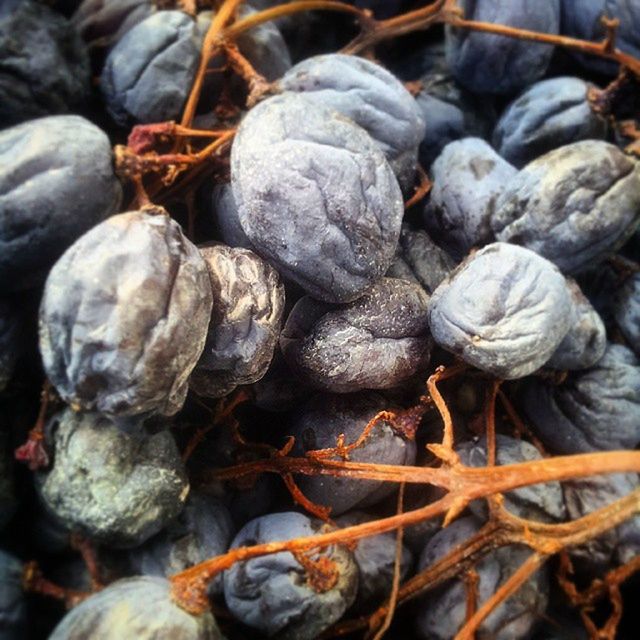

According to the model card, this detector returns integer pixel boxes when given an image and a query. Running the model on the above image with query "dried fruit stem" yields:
[455,552,547,640]
[181,0,245,127]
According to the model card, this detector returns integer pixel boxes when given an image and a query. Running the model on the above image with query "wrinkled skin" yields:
[386,225,455,295]
[288,392,416,515]
[190,244,285,398]
[0,549,26,639]
[129,493,234,596]
[336,511,413,607]
[493,77,607,168]
[101,11,203,125]
[546,277,606,370]
[423,138,517,259]
[281,278,432,392]
[223,512,358,640]
[40,209,213,417]
[38,408,189,548]
[614,272,640,355]
[521,343,640,454]
[561,0,640,75]
[49,577,221,639]
[493,141,640,274]
[278,54,425,193]
[446,0,560,94]
[0,1,90,127]
[231,93,403,303]
[457,435,566,523]
[415,516,549,640]
[428,243,573,379]
[415,68,496,169]
[563,473,640,575]
[0,115,122,292]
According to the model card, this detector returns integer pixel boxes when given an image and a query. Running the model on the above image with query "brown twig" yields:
[368,483,406,640]
[22,561,89,609]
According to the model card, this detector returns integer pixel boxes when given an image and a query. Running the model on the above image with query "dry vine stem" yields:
[135,0,640,633]
[170,366,640,624]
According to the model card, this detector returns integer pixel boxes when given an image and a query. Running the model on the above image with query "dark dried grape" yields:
[446,0,560,94]
[457,434,565,523]
[415,516,549,640]
[493,141,640,274]
[39,208,212,417]
[38,408,189,548]
[0,1,90,127]
[281,278,431,392]
[0,115,122,292]
[223,512,358,640]
[423,138,516,259]
[101,11,203,126]
[521,343,640,454]
[428,243,573,379]
[546,277,606,371]
[278,53,425,192]
[231,93,403,304]
[493,76,607,168]
[190,244,285,398]
[288,392,416,515]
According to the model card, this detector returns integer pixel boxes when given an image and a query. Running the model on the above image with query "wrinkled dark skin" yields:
[190,244,285,398]
[0,1,90,128]
[446,0,560,94]
[521,343,640,454]
[231,93,404,304]
[49,576,221,639]
[457,435,566,523]
[40,208,213,417]
[546,277,606,370]
[38,408,189,548]
[223,512,358,640]
[493,76,607,168]
[336,511,413,608]
[428,243,573,379]
[563,473,640,576]
[277,54,425,193]
[281,278,432,392]
[0,549,26,638]
[128,492,234,596]
[288,392,416,515]
[415,516,549,640]
[101,11,203,126]
[614,272,640,356]
[386,225,455,295]
[423,138,516,260]
[0,115,122,292]
[493,141,640,274]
